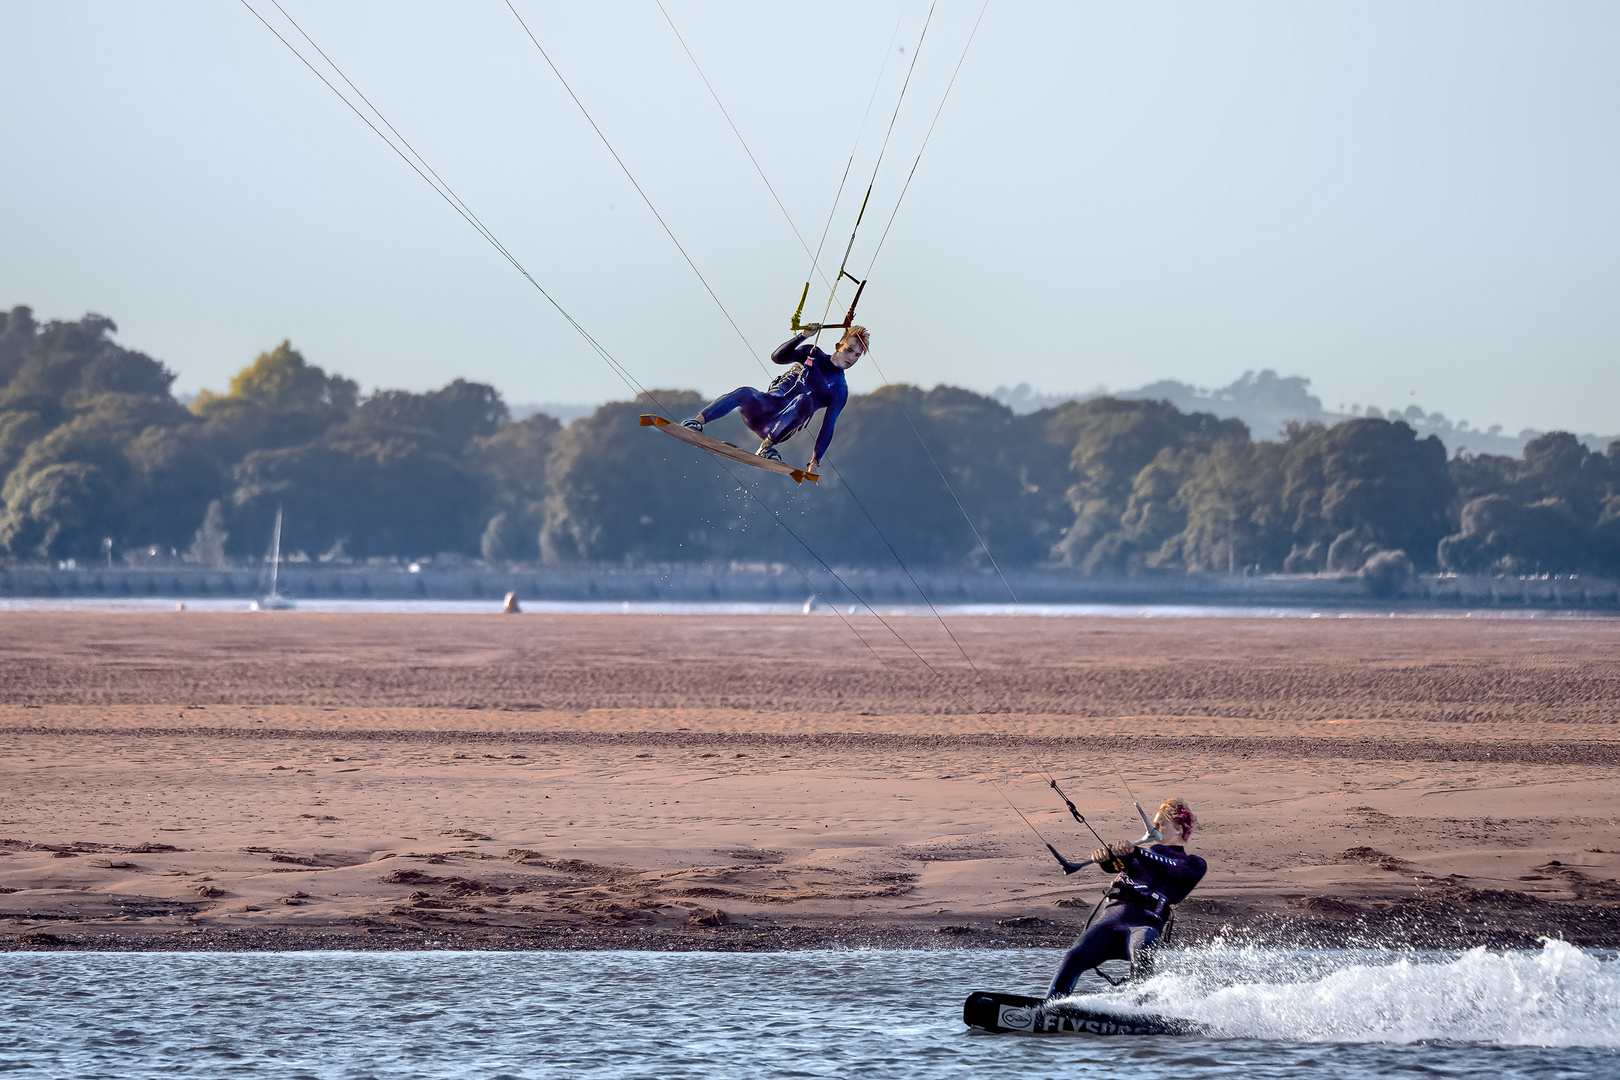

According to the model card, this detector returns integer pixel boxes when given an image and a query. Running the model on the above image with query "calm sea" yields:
[2,942,1616,1078]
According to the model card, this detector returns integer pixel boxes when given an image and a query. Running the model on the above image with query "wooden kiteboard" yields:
[639,414,819,484]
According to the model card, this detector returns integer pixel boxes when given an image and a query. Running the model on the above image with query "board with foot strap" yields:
[639,414,819,484]
[963,991,1206,1036]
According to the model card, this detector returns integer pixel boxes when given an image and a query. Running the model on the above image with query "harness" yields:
[766,365,805,397]
[1106,875,1172,923]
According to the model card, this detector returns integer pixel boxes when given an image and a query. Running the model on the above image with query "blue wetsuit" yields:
[696,332,849,463]
[1047,844,1207,999]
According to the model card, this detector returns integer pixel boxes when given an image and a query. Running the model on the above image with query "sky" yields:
[3,1,1618,436]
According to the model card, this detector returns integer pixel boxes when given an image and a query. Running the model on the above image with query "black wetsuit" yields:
[1047,844,1207,999]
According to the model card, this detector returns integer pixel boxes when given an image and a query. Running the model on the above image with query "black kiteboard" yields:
[963,991,1206,1036]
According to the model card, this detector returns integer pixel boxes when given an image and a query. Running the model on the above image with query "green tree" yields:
[1438,494,1586,574]
[472,412,562,561]
[1516,433,1611,522]
[198,339,358,412]
[191,341,357,464]
[540,393,763,564]
[353,378,508,449]
[0,307,174,421]
[228,434,493,560]
[4,304,1608,578]
[1046,397,1247,571]
[1278,418,1453,571]
[1172,439,1292,572]
[0,309,207,560]
[790,385,1055,568]
[222,380,509,561]
[0,462,116,559]
[0,409,49,483]
[0,393,201,559]
[1439,433,1614,574]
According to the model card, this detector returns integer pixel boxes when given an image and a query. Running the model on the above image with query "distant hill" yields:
[993,371,1618,459]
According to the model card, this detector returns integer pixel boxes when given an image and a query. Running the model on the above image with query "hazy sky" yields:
[4,1,1617,435]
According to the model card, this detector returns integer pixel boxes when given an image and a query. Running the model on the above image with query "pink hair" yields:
[1158,797,1196,839]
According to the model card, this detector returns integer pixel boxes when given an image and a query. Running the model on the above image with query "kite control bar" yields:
[1133,801,1164,845]
[1047,845,1095,876]
[789,270,867,334]
[1116,771,1163,845]
[790,283,810,332]
[838,272,866,329]
[1040,780,1106,875]
[1039,777,1160,875]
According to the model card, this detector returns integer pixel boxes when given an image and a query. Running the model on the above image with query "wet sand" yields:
[2,612,1618,951]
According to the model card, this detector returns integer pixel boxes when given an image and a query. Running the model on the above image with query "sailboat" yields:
[250,506,297,611]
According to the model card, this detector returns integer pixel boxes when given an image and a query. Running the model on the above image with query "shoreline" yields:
[10,894,1620,953]
[4,565,1618,613]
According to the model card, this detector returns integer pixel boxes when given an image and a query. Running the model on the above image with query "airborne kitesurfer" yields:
[682,323,868,473]
[1046,798,1206,999]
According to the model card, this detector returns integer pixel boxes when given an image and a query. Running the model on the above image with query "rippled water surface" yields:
[2,943,1617,1078]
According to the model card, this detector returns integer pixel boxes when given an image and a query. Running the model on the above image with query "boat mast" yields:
[269,506,283,598]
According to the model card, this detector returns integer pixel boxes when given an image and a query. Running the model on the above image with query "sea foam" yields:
[1086,939,1620,1046]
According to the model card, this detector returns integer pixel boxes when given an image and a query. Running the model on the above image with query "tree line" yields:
[3,306,1617,582]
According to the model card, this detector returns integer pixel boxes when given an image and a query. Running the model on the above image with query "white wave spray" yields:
[1081,939,1620,1047]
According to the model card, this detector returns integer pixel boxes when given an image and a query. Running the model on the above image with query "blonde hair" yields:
[838,325,869,356]
[1156,797,1196,839]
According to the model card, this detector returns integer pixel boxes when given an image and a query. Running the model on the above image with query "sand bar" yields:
[2,612,1617,951]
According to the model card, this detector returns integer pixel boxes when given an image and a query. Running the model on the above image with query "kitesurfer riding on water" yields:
[1046,798,1206,1000]
[682,324,868,473]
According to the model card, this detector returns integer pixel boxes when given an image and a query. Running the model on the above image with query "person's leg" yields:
[698,388,776,440]
[760,393,817,447]
[1046,910,1132,999]
[1126,923,1162,982]
[697,388,755,425]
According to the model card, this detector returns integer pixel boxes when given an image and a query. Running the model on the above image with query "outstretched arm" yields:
[809,385,847,468]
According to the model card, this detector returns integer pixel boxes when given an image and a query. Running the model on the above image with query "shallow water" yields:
[2,942,1617,1078]
[0,596,1600,618]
